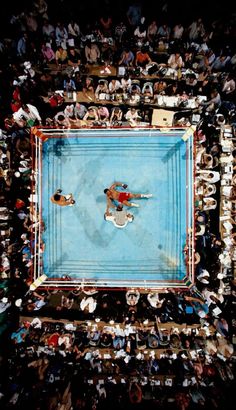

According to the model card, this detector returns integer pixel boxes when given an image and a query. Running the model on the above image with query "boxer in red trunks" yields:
[117,191,132,203]
[104,182,152,212]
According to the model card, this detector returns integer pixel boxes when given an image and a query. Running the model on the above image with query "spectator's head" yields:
[57,114,65,122]
[22,104,29,112]
[210,89,218,98]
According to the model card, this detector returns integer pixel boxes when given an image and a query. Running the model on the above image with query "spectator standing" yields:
[85,41,100,64]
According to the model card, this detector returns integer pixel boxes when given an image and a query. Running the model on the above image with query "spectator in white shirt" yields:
[202,197,217,211]
[134,17,147,44]
[172,23,184,40]
[13,104,42,126]
[95,80,109,100]
[168,52,184,69]
[108,79,122,94]
[42,19,55,40]
[68,20,80,39]
[121,74,132,92]
[74,103,87,119]
[125,107,141,125]
[197,170,220,183]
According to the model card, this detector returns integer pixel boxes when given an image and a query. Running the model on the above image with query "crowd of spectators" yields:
[0,284,235,409]
[0,0,235,128]
[0,0,236,409]
[0,122,235,408]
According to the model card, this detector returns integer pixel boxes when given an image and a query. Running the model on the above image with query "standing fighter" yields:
[51,189,75,206]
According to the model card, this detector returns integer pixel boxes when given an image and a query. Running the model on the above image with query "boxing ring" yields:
[31,127,195,289]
